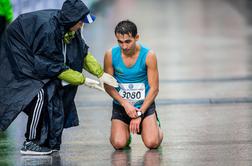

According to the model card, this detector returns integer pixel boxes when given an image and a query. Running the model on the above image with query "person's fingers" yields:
[128,111,134,118]
[130,123,133,133]
[130,112,134,118]
[132,111,137,119]
[133,124,135,134]
[132,123,135,134]
[134,111,137,118]
[137,122,140,133]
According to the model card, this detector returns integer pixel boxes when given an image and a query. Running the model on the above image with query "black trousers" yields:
[23,89,47,141]
[0,16,7,38]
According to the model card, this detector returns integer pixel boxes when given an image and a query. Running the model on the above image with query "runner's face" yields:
[69,21,84,32]
[116,33,139,55]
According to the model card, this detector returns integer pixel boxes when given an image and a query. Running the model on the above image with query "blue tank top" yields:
[112,44,150,108]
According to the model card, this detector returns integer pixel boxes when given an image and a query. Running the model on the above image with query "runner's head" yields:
[114,20,139,55]
[115,20,137,37]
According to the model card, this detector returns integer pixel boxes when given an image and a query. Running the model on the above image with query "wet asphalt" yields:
[1,0,252,165]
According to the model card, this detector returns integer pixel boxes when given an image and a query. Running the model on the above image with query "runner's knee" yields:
[143,138,160,149]
[110,137,128,150]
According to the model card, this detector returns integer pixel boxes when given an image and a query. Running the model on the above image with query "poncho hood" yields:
[59,0,90,30]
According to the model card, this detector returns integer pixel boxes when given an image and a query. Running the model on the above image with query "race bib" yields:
[119,83,145,105]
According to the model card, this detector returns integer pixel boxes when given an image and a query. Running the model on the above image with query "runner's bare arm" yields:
[104,50,137,118]
[103,50,122,102]
[139,50,159,113]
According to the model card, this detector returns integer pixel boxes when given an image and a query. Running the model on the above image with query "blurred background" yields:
[12,0,97,16]
[1,0,252,165]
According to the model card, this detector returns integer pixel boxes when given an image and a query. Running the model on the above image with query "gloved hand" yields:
[58,69,85,85]
[99,72,119,88]
[84,77,105,92]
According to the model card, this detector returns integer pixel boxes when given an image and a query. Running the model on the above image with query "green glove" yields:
[58,69,85,85]
[83,52,104,78]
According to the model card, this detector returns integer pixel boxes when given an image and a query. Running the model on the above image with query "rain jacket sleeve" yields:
[83,52,104,78]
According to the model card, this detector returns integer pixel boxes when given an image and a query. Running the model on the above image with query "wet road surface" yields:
[1,0,252,165]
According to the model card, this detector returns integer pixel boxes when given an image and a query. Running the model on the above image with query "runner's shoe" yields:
[20,141,52,155]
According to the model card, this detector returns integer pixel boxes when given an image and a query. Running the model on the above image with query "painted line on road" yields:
[76,97,252,108]
[157,97,252,105]
[160,76,252,83]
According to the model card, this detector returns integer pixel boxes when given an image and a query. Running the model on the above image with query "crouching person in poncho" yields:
[0,0,118,155]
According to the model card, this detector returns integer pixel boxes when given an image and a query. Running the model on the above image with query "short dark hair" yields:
[114,20,137,37]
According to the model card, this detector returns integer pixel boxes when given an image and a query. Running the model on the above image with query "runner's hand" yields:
[123,101,137,118]
[130,118,141,134]
[84,77,105,92]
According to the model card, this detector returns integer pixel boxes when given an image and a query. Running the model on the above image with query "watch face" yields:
[137,111,142,117]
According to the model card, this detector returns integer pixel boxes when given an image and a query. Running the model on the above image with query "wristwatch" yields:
[136,111,143,118]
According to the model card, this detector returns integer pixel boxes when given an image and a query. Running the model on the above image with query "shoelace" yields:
[26,142,42,151]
